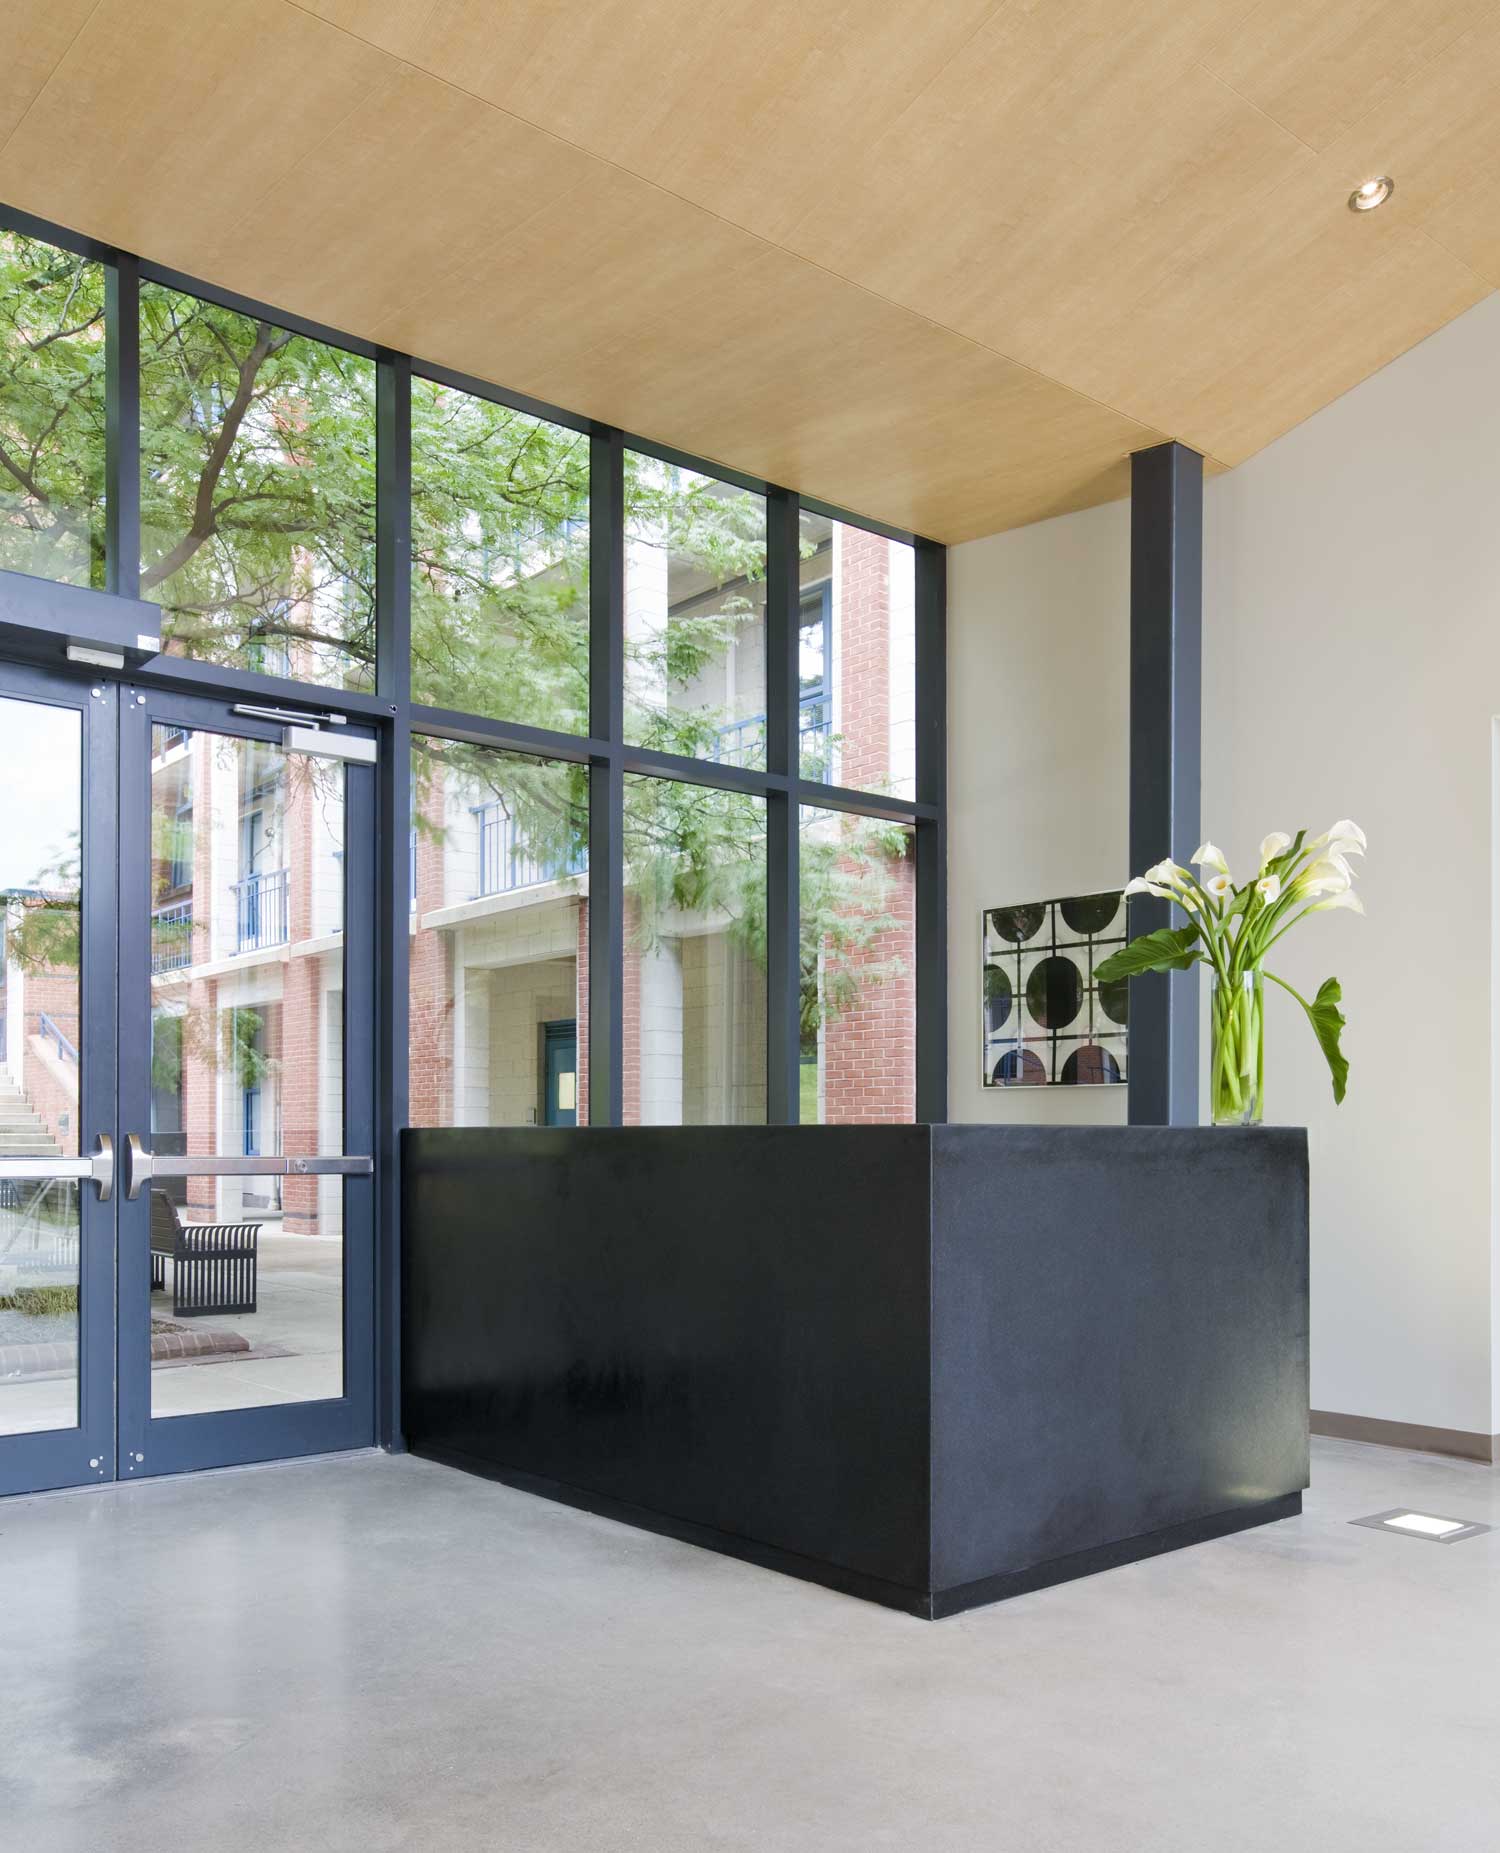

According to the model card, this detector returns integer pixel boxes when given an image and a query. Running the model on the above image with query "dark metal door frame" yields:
[0,658,119,1497]
[114,682,378,1476]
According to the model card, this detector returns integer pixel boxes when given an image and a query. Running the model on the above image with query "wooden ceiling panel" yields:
[0,2,98,151]
[1326,12,1500,287]
[0,0,394,268]
[2,0,1498,539]
[371,164,773,394]
[1070,156,1487,461]
[782,5,1313,398]
[299,0,1003,244]
[1200,0,1492,151]
[210,64,598,337]
[493,242,1165,543]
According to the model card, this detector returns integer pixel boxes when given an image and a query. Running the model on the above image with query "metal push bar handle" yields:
[0,1135,114,1201]
[124,1134,372,1201]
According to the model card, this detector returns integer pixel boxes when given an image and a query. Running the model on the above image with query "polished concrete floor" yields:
[1,1436,1496,1851]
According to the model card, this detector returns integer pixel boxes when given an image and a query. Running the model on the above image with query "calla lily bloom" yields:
[1312,819,1366,857]
[1298,855,1352,897]
[1096,821,1365,1122]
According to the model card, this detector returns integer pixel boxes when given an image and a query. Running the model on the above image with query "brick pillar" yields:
[837,525,892,793]
[407,771,455,1128]
[183,975,217,1219]
[622,899,642,1127]
[276,765,318,1233]
[820,841,917,1124]
[574,896,589,1127]
[816,527,915,1122]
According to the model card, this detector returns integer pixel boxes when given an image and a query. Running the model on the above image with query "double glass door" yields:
[0,658,375,1494]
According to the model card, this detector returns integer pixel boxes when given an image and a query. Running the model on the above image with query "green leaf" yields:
[1305,977,1350,1105]
[1094,925,1203,982]
[1266,971,1349,1105]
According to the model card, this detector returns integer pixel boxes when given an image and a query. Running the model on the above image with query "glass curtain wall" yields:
[0,232,106,587]
[1,213,942,1136]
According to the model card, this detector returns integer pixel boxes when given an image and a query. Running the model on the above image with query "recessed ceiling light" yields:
[1351,1508,1491,1543]
[1348,175,1395,213]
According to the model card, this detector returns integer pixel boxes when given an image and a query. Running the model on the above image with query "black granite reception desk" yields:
[402,1125,1308,1618]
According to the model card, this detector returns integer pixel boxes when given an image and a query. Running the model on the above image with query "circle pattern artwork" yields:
[1098,976,1129,1025]
[1059,892,1121,936]
[988,904,1045,944]
[984,963,1012,1032]
[1061,1045,1122,1085]
[1026,956,1083,1029]
[982,890,1127,1090]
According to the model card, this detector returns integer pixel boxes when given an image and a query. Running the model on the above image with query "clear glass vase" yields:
[1211,969,1264,1127]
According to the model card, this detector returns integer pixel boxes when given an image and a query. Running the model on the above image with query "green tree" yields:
[0,234,106,587]
[2,232,910,1035]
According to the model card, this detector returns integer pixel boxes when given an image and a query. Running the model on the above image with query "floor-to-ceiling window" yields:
[1,203,945,1463]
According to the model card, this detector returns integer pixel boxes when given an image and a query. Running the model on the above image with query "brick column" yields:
[408,771,455,1127]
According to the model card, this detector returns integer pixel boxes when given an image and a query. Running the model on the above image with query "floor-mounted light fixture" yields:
[1351,1508,1491,1543]
[1348,175,1395,213]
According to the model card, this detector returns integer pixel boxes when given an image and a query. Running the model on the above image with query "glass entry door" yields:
[0,663,376,1495]
[0,661,117,1494]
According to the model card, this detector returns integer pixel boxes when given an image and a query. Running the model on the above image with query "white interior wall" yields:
[947,291,1500,1440]
[947,500,1130,1127]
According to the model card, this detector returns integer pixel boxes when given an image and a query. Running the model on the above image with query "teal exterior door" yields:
[542,1021,577,1127]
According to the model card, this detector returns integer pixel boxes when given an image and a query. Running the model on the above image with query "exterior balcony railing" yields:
[232,867,289,953]
[151,899,194,973]
[715,698,833,777]
[472,804,587,899]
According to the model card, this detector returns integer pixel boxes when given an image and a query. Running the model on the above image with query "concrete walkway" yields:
[0,1436,1497,1850]
[0,1232,343,1433]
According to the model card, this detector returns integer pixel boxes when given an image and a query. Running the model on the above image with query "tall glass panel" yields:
[799,807,915,1124]
[409,739,588,1128]
[623,777,766,1123]
[623,454,767,762]
[0,234,106,588]
[140,286,377,690]
[410,381,589,732]
[0,696,82,1434]
[148,725,346,1415]
[796,512,916,797]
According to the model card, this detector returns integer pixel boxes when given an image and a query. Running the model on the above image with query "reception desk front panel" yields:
[403,1125,1308,1617]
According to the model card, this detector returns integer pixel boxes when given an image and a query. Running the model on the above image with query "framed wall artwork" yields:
[982,890,1128,1087]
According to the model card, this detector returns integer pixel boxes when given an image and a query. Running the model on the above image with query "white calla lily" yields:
[1099,819,1365,1123]
[1310,889,1365,915]
[1298,855,1352,898]
[1311,818,1366,858]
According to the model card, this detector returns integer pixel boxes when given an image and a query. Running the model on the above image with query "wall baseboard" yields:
[1311,1409,1497,1465]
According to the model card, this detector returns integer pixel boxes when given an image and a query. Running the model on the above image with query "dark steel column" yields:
[765,487,801,1122]
[375,351,411,1447]
[914,540,948,1124]
[589,429,625,1126]
[104,252,140,599]
[1128,441,1203,1126]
